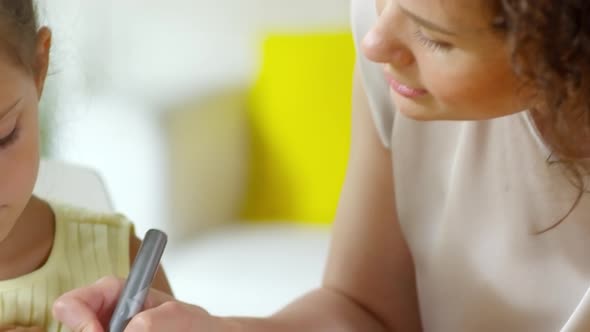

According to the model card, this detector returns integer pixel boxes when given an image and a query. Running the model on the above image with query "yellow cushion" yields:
[241,31,355,224]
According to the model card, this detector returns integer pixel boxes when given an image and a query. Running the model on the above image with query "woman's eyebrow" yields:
[399,5,458,36]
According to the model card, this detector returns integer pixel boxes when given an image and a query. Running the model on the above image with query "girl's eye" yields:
[413,29,453,53]
[0,126,20,149]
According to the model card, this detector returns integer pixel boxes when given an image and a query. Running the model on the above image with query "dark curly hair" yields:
[490,0,590,232]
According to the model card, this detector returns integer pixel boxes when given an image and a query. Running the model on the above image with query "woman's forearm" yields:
[225,288,389,332]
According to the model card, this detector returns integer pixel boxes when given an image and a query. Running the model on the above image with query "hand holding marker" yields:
[108,229,168,332]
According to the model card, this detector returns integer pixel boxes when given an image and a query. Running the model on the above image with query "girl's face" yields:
[365,0,533,121]
[0,28,50,242]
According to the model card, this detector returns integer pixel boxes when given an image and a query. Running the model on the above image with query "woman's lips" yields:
[384,71,428,98]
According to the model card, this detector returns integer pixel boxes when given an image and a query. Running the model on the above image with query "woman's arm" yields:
[227,67,422,332]
[53,67,421,332]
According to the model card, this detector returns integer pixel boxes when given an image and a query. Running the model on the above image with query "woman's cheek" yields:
[425,58,501,103]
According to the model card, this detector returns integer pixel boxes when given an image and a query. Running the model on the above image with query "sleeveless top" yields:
[0,203,131,331]
[351,1,590,331]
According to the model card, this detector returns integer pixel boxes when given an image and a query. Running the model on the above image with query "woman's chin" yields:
[394,101,442,121]
[390,94,442,121]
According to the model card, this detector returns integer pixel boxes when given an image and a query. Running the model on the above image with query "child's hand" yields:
[53,276,235,332]
[0,327,45,332]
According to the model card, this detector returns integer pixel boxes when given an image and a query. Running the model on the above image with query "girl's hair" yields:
[0,0,38,72]
[491,1,590,231]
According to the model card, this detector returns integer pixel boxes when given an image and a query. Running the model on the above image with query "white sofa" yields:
[34,159,331,316]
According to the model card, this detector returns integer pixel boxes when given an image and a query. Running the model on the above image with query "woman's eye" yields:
[413,29,453,53]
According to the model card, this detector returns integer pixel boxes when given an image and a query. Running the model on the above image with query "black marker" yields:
[108,229,168,332]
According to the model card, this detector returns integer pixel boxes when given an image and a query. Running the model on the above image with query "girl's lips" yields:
[384,71,428,98]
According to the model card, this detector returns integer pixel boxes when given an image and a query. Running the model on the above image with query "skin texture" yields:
[366,0,532,121]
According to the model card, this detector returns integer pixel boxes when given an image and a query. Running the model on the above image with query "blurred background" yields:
[38,0,354,316]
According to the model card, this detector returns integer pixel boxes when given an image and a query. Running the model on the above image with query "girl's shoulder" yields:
[48,201,132,277]
[50,202,131,229]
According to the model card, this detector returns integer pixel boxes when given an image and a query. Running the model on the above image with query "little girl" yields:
[0,1,170,331]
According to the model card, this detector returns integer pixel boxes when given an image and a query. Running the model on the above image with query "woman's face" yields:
[364,0,533,121]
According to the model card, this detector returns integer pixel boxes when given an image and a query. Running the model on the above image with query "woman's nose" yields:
[360,4,415,68]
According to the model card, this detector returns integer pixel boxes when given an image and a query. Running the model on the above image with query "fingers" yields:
[53,276,177,332]
[125,302,196,332]
[141,287,177,310]
[124,301,214,332]
[52,276,125,332]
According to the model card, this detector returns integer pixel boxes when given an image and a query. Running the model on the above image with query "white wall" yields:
[43,0,350,103]
[40,0,350,235]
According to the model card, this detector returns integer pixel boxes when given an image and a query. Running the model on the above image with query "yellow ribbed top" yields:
[0,202,131,331]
